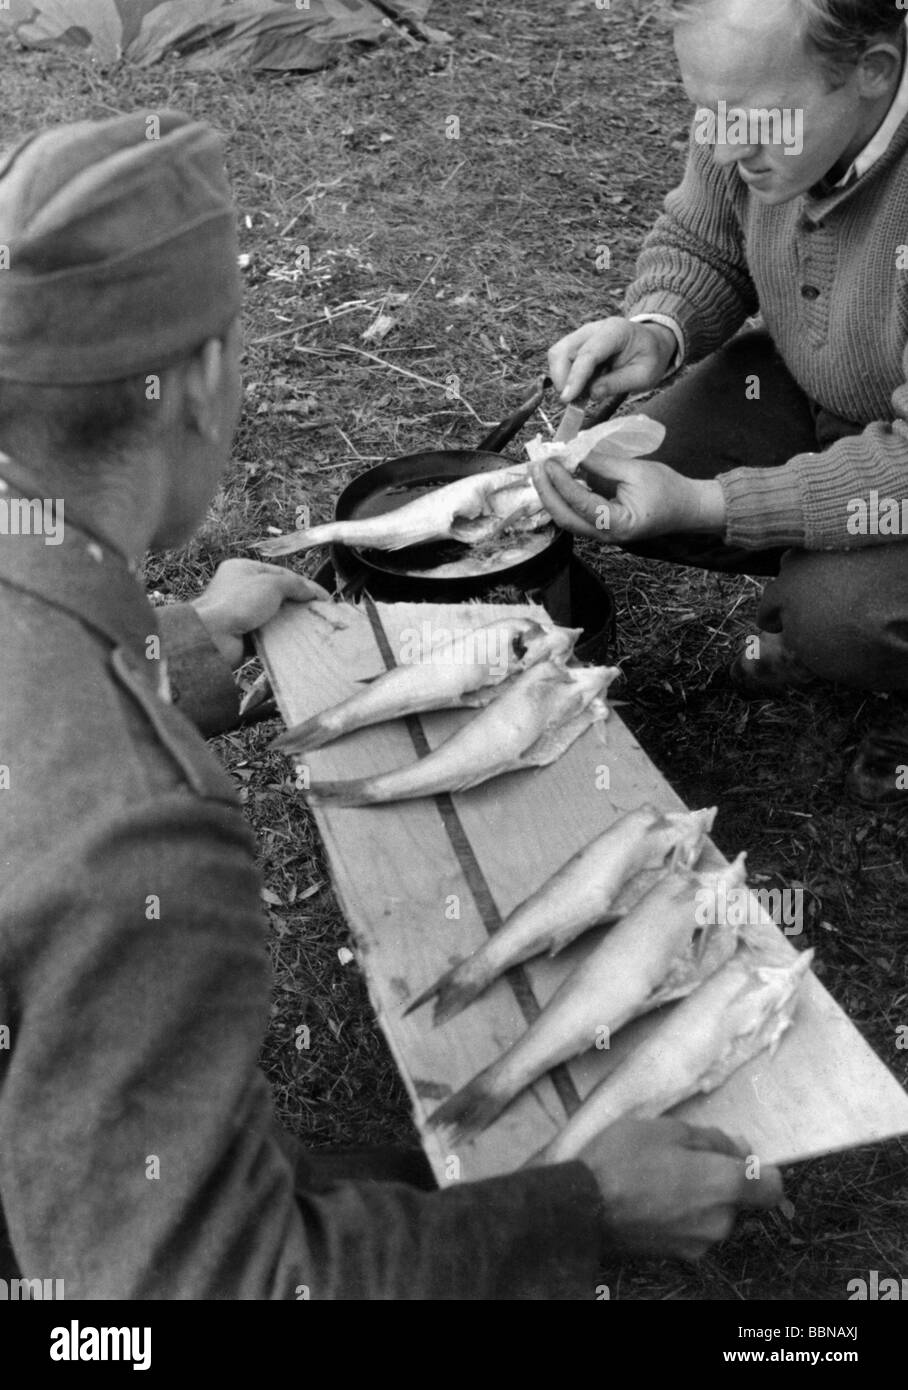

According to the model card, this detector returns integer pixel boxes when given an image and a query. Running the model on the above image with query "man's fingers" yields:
[696,1152,785,1210]
[251,564,330,603]
[547,334,582,395]
[286,574,332,603]
[547,323,611,394]
[577,452,636,491]
[531,462,605,539]
[680,1123,749,1161]
[733,1160,785,1209]
[561,350,620,404]
[586,361,651,403]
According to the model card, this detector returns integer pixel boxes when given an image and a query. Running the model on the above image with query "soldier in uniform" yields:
[0,112,781,1299]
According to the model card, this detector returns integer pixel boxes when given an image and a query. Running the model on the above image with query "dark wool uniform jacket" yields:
[0,474,603,1300]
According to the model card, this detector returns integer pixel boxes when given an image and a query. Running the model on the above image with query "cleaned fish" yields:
[426,855,748,1140]
[537,948,813,1165]
[405,530,554,580]
[256,416,665,558]
[273,617,580,753]
[407,804,717,1025]
[305,660,618,807]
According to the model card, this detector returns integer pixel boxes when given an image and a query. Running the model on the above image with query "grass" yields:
[5,0,908,1300]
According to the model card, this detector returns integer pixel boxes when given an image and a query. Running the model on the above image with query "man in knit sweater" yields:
[538,0,908,804]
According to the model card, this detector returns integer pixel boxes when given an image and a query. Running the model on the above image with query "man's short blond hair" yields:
[664,0,905,84]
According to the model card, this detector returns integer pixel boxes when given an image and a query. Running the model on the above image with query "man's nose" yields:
[712,140,762,168]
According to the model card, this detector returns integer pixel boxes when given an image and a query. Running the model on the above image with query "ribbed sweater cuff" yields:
[718,463,807,549]
[624,290,695,334]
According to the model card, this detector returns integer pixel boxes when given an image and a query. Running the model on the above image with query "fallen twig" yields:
[335,345,490,426]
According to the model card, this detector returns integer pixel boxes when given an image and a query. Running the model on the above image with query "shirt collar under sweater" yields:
[830,20,908,189]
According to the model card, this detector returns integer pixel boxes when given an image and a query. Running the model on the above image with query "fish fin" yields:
[447,766,517,793]
[547,911,621,956]
[519,706,596,767]
[307,778,376,807]
[572,416,666,463]
[426,1067,508,1139]
[255,531,323,556]
[271,716,332,753]
[457,686,506,708]
[239,672,273,717]
[383,533,438,552]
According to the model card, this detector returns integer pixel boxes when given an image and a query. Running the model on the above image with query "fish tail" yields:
[547,911,620,957]
[426,1064,510,1139]
[432,968,491,1025]
[254,530,325,557]
[406,952,499,1023]
[271,715,333,753]
[307,778,378,807]
[402,972,448,1017]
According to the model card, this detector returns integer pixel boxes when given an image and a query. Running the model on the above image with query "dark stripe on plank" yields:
[363,593,579,1120]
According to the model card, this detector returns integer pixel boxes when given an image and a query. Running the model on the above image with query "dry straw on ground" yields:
[5,0,906,1300]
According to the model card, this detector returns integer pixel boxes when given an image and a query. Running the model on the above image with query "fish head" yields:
[694,850,748,895]
[515,622,582,668]
[730,949,813,1051]
[665,805,718,871]
[566,664,620,706]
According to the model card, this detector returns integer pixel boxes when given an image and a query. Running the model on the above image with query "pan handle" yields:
[475,374,548,454]
[581,390,629,426]
[337,570,370,601]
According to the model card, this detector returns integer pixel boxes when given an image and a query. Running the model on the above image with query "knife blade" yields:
[553,402,586,443]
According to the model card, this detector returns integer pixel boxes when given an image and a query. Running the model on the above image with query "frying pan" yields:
[327,378,628,603]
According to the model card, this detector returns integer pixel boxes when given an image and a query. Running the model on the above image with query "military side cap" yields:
[0,110,241,385]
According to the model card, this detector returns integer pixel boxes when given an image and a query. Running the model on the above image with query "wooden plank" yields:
[258,599,908,1184]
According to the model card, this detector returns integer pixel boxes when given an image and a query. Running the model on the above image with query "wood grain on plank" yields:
[258,599,908,1181]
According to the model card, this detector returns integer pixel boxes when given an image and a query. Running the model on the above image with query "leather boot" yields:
[846,720,908,808]
[729,630,819,698]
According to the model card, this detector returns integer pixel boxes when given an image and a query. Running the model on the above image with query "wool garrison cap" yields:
[0,110,242,385]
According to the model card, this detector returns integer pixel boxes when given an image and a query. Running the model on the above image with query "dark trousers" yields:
[625,331,908,691]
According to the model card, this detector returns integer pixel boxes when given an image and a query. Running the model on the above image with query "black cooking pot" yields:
[322,377,626,626]
[331,449,575,614]
[326,376,568,602]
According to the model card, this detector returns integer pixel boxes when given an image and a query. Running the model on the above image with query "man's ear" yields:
[856,39,904,100]
[182,336,227,443]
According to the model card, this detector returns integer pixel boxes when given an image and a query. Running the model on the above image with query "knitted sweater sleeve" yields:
[624,129,759,363]
[720,341,908,551]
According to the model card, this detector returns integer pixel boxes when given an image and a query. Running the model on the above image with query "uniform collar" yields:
[0,452,160,671]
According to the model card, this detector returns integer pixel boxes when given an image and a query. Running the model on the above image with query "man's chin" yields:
[745,180,803,206]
